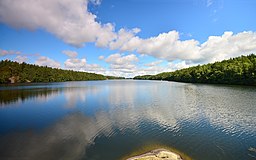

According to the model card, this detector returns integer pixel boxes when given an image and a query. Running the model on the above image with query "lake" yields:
[0,80,256,160]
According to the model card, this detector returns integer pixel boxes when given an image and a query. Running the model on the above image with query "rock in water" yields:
[127,148,183,160]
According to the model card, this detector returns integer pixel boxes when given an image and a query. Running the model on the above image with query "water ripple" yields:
[1,80,256,160]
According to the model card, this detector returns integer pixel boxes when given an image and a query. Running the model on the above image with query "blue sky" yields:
[0,0,256,77]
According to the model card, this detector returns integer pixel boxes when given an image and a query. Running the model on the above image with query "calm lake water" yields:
[0,80,256,160]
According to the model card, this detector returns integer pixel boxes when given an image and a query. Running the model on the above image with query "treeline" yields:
[106,76,125,79]
[0,60,106,83]
[134,54,256,85]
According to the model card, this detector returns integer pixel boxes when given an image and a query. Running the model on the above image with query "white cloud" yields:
[118,31,256,64]
[134,60,170,76]
[14,55,28,63]
[131,60,191,77]
[136,66,166,76]
[0,0,143,49]
[199,31,256,63]
[105,53,138,71]
[114,31,193,61]
[0,49,21,56]
[64,57,106,75]
[35,56,61,68]
[62,50,78,58]
[109,28,141,50]
[167,61,191,71]
[95,23,117,47]
[102,54,193,78]
[103,53,139,77]
[98,55,105,60]
[105,53,138,65]
[62,50,105,74]
[84,63,106,73]
[144,60,163,67]
[64,58,87,69]
[0,0,116,47]
[109,12,253,65]
[127,30,200,61]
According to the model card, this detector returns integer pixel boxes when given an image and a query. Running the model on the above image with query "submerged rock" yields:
[249,147,256,152]
[127,148,183,160]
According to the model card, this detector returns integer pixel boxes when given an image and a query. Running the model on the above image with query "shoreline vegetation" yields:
[1,54,255,85]
[0,60,124,84]
[134,54,256,85]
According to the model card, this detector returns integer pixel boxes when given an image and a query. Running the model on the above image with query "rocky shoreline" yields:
[126,148,183,160]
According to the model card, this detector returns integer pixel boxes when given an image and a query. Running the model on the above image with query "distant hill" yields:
[0,60,106,83]
[134,54,256,85]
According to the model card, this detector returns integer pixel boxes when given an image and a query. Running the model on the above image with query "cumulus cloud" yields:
[137,66,166,76]
[102,53,139,77]
[64,57,106,74]
[144,60,163,67]
[131,60,192,77]
[98,55,105,60]
[14,55,28,63]
[167,61,191,71]
[105,53,138,64]
[0,49,21,56]
[0,0,116,47]
[109,28,141,50]
[118,30,201,61]
[119,31,256,64]
[63,51,106,74]
[199,31,256,63]
[64,58,87,69]
[85,64,106,73]
[0,0,141,49]
[101,53,193,78]
[62,50,78,58]
[95,23,117,47]
[35,56,61,68]
[105,53,138,70]
[0,49,62,68]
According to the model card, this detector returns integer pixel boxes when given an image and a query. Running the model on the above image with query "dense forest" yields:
[134,54,256,85]
[0,60,107,83]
